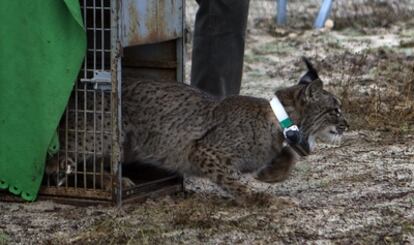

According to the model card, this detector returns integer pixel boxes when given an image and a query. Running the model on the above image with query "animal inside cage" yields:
[38,0,185,205]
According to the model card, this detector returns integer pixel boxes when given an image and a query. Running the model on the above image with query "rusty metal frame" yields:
[120,0,184,47]
[176,0,185,83]
[111,0,123,206]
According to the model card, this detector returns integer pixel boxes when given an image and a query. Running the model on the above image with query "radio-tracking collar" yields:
[270,96,310,156]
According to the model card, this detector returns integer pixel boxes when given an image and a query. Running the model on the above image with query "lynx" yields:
[47,58,348,205]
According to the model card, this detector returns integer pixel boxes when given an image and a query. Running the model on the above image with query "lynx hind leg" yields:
[189,144,274,206]
[256,146,297,183]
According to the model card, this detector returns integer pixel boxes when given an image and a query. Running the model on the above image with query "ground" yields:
[1,3,414,245]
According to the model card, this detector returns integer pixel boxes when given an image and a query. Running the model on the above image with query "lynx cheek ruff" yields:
[270,96,310,156]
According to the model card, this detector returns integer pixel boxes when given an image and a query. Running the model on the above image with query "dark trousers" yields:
[190,0,250,97]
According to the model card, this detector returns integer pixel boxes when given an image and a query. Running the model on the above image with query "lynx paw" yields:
[102,175,135,191]
[122,177,135,189]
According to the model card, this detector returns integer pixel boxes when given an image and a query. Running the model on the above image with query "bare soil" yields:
[1,3,414,245]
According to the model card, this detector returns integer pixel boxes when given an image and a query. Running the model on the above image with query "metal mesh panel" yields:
[42,0,114,200]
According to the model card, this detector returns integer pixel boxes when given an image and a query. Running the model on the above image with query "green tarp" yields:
[0,1,86,201]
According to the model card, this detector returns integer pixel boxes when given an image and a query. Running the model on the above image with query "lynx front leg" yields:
[256,146,297,183]
[189,144,274,206]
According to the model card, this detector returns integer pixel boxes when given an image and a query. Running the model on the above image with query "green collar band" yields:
[270,96,294,129]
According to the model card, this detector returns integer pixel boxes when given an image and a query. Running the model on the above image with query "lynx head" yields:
[275,57,349,151]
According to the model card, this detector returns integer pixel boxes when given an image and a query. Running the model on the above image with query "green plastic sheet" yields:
[0,0,86,201]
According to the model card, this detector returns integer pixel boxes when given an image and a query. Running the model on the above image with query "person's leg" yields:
[191,0,250,97]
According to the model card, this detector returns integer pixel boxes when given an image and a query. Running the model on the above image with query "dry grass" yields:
[324,48,414,136]
[58,194,265,244]
[49,187,414,244]
[0,231,9,245]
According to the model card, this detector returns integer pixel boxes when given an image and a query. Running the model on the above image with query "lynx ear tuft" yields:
[299,57,320,85]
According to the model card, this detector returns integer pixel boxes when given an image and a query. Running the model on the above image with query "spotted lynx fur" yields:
[47,58,348,204]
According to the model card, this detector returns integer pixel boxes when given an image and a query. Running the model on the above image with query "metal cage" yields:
[39,0,185,205]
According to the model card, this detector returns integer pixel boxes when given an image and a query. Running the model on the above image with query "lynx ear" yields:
[304,79,323,99]
[299,57,319,85]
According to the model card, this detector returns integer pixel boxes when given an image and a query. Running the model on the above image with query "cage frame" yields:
[31,0,184,206]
